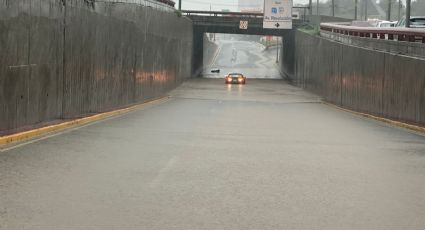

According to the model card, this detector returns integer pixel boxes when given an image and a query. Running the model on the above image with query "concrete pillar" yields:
[192,29,204,77]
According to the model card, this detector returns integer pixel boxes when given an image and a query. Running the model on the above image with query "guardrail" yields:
[320,23,425,43]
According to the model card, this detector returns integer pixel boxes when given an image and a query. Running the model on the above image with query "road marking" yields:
[0,115,120,153]
[149,156,178,188]
[0,97,170,152]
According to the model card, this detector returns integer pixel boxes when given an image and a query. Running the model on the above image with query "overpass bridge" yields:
[183,9,308,36]
[184,9,309,75]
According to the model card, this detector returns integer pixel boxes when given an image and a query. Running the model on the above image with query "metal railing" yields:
[319,22,425,58]
[320,23,425,43]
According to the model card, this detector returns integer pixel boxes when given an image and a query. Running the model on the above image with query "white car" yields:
[376,21,396,28]
[395,16,425,28]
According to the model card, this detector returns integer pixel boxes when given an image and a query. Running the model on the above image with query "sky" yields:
[179,0,310,11]
[177,0,418,11]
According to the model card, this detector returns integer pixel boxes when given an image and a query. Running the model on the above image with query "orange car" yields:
[225,73,246,84]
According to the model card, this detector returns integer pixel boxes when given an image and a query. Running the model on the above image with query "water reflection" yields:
[226,84,244,97]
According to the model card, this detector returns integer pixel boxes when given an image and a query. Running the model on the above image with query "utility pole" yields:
[309,0,313,16]
[178,0,181,11]
[405,0,411,27]
[354,0,358,20]
[364,0,368,20]
[398,0,401,20]
[317,0,319,15]
[331,0,335,16]
[387,0,392,21]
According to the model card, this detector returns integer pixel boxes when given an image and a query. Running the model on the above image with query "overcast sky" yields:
[179,0,310,11]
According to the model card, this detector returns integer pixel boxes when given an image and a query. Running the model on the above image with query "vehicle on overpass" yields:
[225,73,246,84]
[396,16,425,28]
[376,21,396,28]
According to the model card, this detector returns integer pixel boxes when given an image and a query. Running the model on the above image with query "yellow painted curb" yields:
[0,97,169,146]
[323,102,425,135]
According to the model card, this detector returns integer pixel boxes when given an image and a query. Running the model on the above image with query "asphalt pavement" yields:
[1,39,425,229]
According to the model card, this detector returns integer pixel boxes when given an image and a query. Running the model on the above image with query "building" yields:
[238,0,263,12]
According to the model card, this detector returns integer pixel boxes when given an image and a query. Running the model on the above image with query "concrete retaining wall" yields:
[0,0,193,134]
[281,30,425,126]
[203,34,218,69]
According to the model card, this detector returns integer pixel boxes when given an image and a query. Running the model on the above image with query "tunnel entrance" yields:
[201,33,283,79]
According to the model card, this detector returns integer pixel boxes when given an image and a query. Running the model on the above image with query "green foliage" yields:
[175,10,182,17]
[298,24,320,36]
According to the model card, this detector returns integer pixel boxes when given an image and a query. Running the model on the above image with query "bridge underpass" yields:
[185,10,305,76]
[202,34,282,79]
[2,2,425,230]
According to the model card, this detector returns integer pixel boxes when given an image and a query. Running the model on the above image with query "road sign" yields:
[239,20,248,30]
[263,0,293,29]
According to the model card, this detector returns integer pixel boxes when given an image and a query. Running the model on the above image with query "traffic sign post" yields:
[263,0,293,29]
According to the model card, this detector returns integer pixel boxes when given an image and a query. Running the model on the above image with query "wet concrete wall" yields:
[0,0,193,133]
[192,28,204,77]
[202,34,218,71]
[281,30,425,126]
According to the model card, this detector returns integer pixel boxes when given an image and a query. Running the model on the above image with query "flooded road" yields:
[1,77,425,230]
[203,38,282,79]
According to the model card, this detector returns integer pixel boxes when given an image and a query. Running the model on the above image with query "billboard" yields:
[263,0,292,29]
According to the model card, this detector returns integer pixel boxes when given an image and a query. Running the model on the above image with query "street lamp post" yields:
[354,0,358,20]
[364,0,368,20]
[179,0,181,11]
[406,0,411,27]
[317,0,319,15]
[309,0,313,16]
